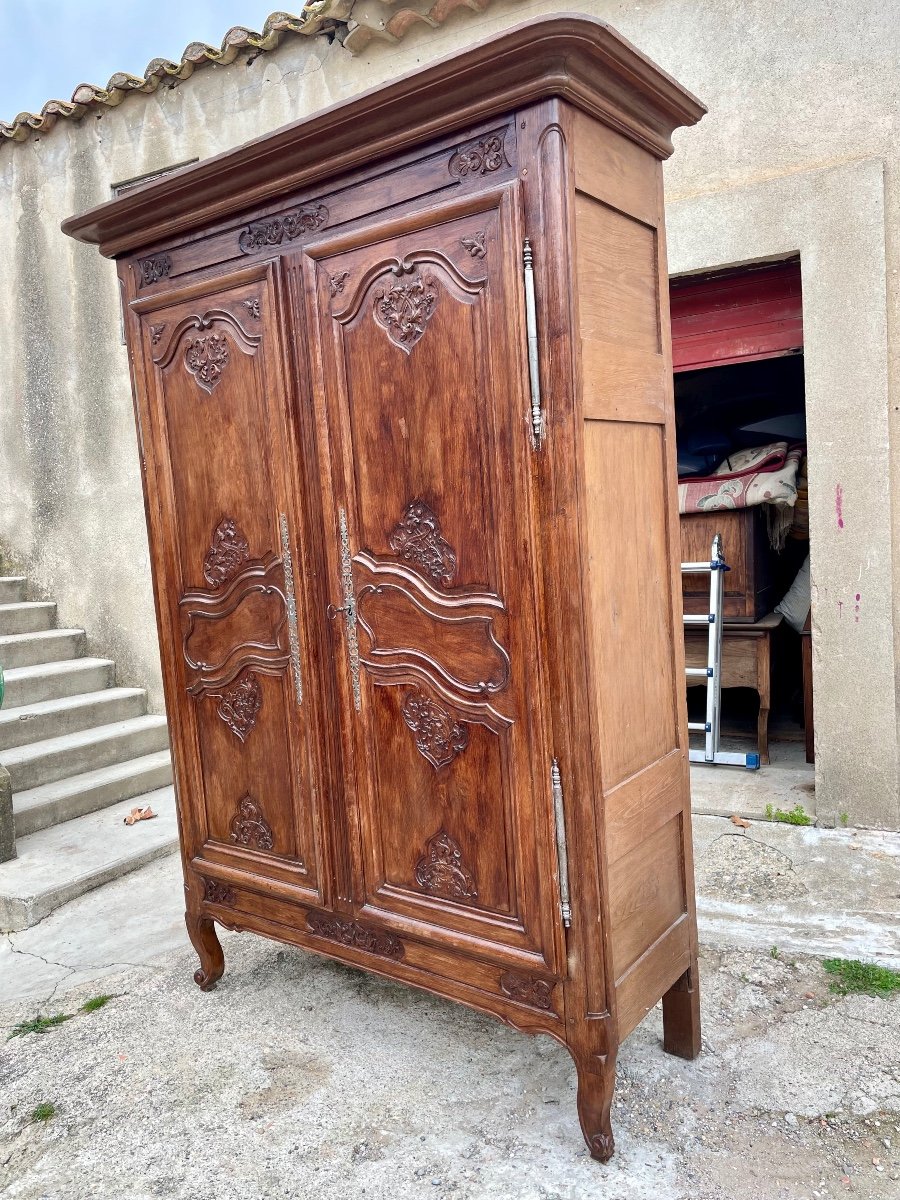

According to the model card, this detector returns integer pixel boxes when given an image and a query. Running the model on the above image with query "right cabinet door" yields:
[298,184,565,981]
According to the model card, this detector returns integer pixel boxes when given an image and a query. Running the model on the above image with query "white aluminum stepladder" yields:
[682,533,760,769]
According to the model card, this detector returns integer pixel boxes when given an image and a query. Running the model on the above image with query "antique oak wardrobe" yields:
[64,15,706,1160]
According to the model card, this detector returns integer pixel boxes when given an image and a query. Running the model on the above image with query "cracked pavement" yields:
[1,816,899,1197]
[1,938,899,1199]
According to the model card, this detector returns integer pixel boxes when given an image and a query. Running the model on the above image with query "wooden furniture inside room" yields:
[680,507,774,623]
[684,612,781,764]
[63,16,705,1161]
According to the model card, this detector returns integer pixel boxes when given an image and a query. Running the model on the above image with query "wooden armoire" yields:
[63,16,706,1161]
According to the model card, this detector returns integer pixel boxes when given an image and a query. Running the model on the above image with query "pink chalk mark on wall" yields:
[835,483,845,529]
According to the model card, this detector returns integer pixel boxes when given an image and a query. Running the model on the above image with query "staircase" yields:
[0,575,177,931]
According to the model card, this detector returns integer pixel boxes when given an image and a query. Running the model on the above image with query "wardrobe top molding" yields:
[62,13,705,259]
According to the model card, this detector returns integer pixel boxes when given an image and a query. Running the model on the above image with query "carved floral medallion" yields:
[449,134,509,179]
[138,253,172,286]
[184,333,230,393]
[402,688,469,769]
[203,878,236,906]
[500,972,554,1011]
[388,500,457,585]
[306,911,405,961]
[239,204,328,253]
[203,518,250,589]
[414,830,478,901]
[461,231,486,259]
[373,274,438,353]
[216,671,262,742]
[229,794,274,852]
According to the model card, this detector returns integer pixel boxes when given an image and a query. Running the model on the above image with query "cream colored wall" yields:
[1,0,898,826]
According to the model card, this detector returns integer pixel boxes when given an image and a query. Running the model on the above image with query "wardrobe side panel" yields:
[571,110,694,1037]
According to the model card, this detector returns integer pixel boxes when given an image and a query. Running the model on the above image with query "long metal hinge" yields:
[551,758,572,928]
[522,238,544,448]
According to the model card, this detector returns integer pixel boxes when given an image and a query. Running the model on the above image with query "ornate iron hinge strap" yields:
[337,507,361,711]
[522,238,544,448]
[551,758,572,928]
[279,512,303,706]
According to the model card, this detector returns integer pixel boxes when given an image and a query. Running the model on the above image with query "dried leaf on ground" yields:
[730,814,751,829]
[123,806,157,826]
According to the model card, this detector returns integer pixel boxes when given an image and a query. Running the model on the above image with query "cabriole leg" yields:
[185,909,225,991]
[574,1050,617,1162]
[662,964,701,1059]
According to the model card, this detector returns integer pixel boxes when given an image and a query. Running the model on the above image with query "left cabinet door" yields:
[128,262,329,904]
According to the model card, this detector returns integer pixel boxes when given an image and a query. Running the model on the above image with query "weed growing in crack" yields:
[839,812,850,827]
[7,1013,72,1040]
[770,946,780,959]
[81,994,114,1013]
[31,1102,56,1123]
[765,803,813,826]
[8,995,119,1042]
[823,958,900,997]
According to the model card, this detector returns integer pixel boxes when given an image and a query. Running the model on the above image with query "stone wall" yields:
[1,0,898,826]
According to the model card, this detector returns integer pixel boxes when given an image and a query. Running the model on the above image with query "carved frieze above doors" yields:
[137,253,172,287]
[239,204,328,254]
[448,130,510,179]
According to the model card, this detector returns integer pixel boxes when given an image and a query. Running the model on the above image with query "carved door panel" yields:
[299,186,564,976]
[134,263,327,901]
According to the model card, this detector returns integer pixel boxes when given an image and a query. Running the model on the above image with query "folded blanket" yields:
[678,442,805,548]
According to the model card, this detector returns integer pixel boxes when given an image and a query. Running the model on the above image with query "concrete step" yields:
[0,601,57,636]
[3,715,170,793]
[0,628,86,670]
[0,688,148,752]
[0,577,27,603]
[1,658,115,708]
[0,786,178,931]
[13,749,173,837]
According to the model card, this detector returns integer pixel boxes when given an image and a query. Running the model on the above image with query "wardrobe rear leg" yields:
[185,909,225,991]
[574,1051,617,1162]
[662,964,701,1059]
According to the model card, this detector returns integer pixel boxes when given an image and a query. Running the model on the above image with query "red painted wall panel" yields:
[670,261,803,372]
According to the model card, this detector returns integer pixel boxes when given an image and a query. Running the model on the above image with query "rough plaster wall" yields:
[0,0,898,823]
[666,160,897,831]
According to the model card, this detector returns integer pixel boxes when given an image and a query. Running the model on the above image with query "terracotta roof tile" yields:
[1,1,491,147]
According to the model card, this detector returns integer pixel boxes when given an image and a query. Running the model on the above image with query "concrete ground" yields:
[2,815,899,1199]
